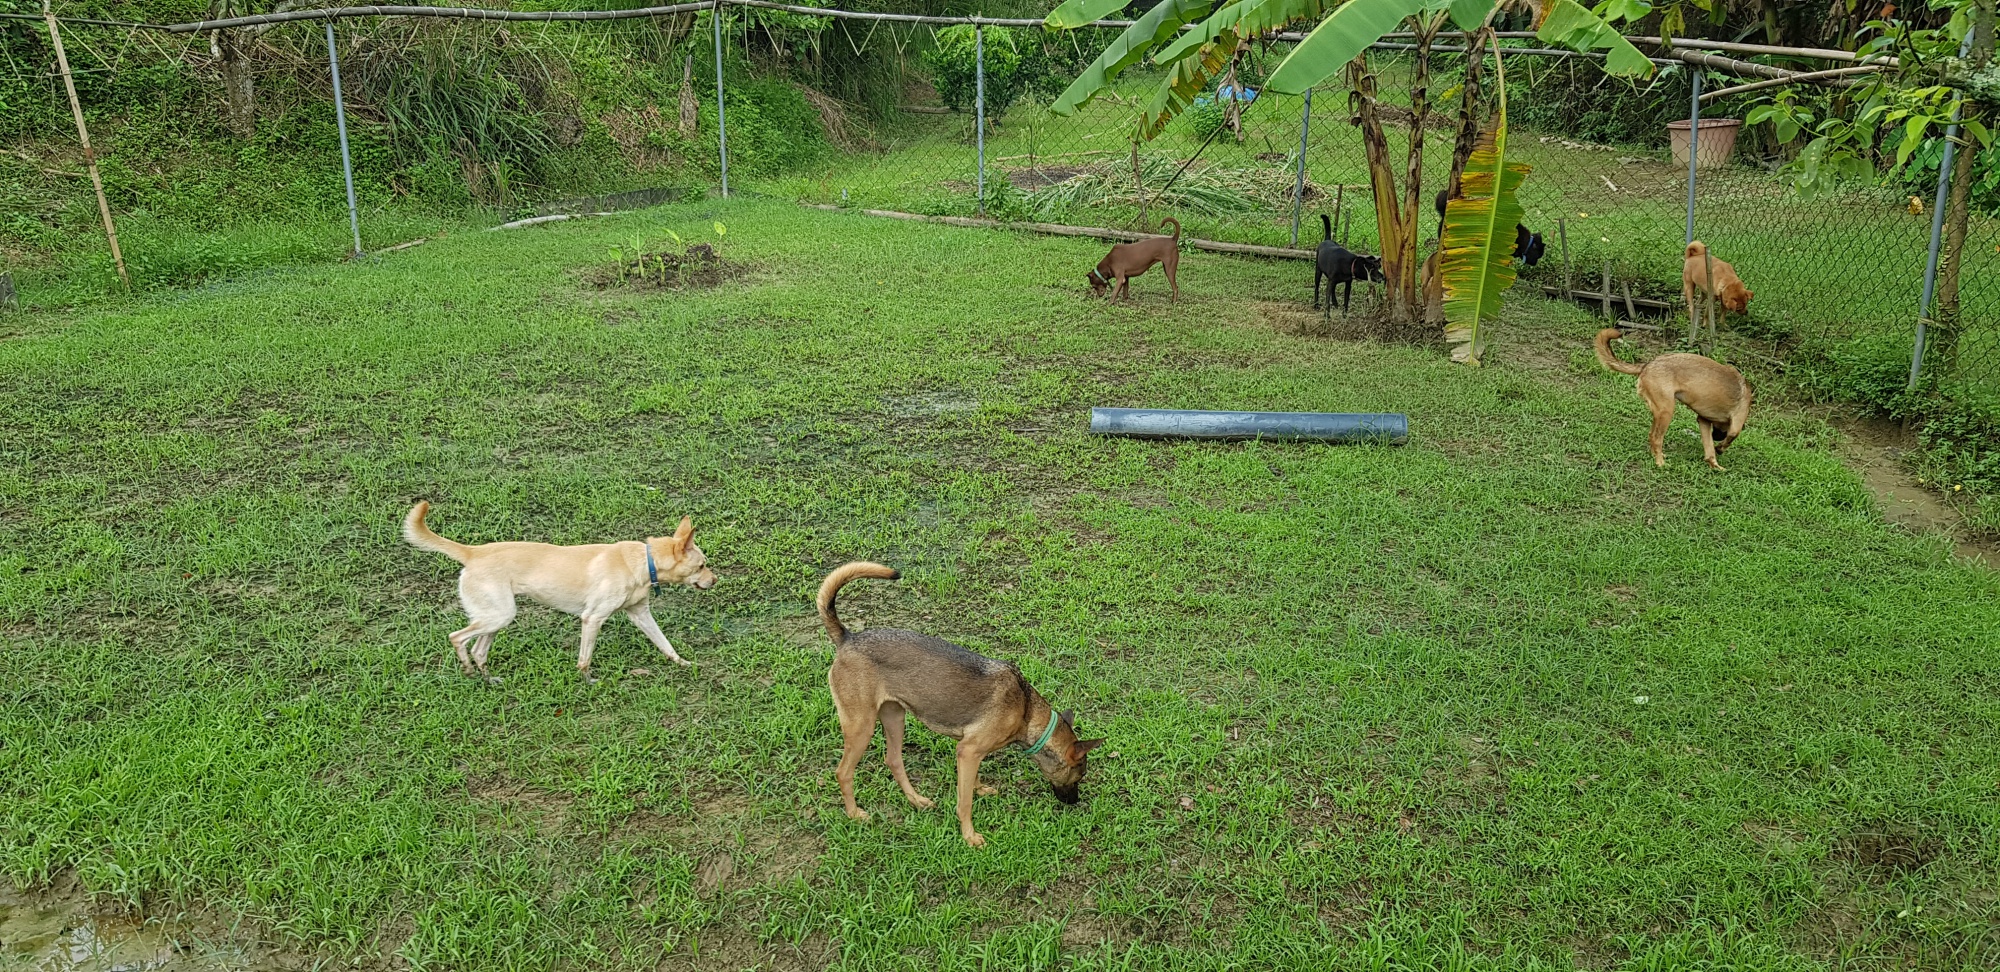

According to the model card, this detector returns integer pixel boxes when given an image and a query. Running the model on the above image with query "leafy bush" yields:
[1178,97,1229,142]
[922,25,1086,118]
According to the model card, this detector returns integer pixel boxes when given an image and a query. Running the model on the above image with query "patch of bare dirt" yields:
[586,244,748,292]
[1005,166,1084,191]
[1836,823,1941,877]
[1833,417,1998,568]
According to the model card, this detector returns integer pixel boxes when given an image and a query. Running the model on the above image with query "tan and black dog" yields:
[1088,217,1180,301]
[818,562,1102,847]
[1594,328,1753,470]
[402,502,717,682]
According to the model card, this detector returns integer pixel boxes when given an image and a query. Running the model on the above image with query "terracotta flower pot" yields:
[1667,118,1742,169]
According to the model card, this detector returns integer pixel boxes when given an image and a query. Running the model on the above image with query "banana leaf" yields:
[1153,0,1330,65]
[1046,0,1137,29]
[1264,0,1428,95]
[1535,0,1656,78]
[1140,31,1241,138]
[1049,0,1218,115]
[1439,106,1529,365]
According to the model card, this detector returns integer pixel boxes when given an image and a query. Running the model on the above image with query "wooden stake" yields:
[1331,183,1344,244]
[1702,249,1717,354]
[42,0,128,293]
[1131,140,1147,226]
[1556,217,1572,299]
[1600,259,1612,320]
[1622,281,1638,321]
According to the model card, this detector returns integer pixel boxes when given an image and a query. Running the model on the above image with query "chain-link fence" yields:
[3,1,1994,403]
[732,13,1999,406]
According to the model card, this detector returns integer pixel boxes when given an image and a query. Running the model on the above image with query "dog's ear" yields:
[671,515,694,551]
[1072,738,1106,758]
[1059,709,1075,728]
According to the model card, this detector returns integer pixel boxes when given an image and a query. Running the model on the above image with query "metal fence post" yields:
[325,22,363,260]
[1291,88,1312,247]
[713,0,728,197]
[1684,69,1700,248]
[975,21,986,215]
[1909,34,1976,392]
[1684,69,1701,345]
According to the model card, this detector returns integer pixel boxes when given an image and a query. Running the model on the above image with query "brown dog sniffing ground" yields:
[818,562,1103,847]
[1594,328,1753,470]
[1088,217,1180,301]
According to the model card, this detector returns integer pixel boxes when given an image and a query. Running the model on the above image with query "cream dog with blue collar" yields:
[402,501,717,682]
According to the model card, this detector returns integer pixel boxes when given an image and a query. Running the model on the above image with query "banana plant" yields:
[1438,35,1528,365]
[1047,0,1652,331]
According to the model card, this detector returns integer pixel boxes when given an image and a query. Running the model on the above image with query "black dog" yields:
[1434,190,1546,267]
[1314,214,1383,312]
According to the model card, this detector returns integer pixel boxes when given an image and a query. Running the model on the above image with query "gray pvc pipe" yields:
[1090,408,1408,444]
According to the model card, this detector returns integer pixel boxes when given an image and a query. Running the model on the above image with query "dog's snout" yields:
[692,572,718,590]
[1051,783,1080,805]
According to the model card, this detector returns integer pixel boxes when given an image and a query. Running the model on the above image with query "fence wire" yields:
[2,2,1995,404]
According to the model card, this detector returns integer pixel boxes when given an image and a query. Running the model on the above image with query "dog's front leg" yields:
[625,604,690,666]
[575,612,610,682]
[1697,417,1726,471]
[953,745,990,847]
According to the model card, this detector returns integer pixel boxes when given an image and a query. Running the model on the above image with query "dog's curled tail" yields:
[402,502,474,563]
[1593,328,1644,375]
[1320,213,1332,242]
[817,561,900,643]
[1685,240,1707,259]
[1160,217,1182,240]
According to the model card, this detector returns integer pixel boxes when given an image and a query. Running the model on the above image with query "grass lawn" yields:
[1,199,1996,971]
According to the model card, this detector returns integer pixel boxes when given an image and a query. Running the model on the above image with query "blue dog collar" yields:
[1089,268,1109,286]
[644,544,659,592]
[1022,715,1059,756]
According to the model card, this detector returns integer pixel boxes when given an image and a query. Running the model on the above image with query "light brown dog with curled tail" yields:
[403,502,717,682]
[1594,328,1753,471]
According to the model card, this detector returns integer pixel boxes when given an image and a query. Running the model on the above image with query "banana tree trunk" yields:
[1349,55,1414,323]
[1396,22,1436,316]
[1444,28,1491,201]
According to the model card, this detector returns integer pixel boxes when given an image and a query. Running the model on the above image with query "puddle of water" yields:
[1,891,262,972]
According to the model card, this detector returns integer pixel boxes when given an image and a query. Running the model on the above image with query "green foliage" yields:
[1440,107,1530,366]
[1177,97,1230,141]
[1533,0,1654,79]
[1048,0,1216,115]
[1264,0,1426,95]
[925,24,1025,115]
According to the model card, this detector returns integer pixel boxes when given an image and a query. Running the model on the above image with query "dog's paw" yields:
[845,807,871,822]
[976,784,998,797]
[907,794,935,810]
[673,656,692,667]
[962,831,987,848]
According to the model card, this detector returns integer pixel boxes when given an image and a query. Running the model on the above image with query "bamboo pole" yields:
[43,0,129,292]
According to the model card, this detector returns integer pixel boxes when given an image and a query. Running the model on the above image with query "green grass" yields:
[2,200,1997,971]
[761,63,2000,399]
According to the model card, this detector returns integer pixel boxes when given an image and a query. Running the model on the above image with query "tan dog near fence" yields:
[1594,328,1753,470]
